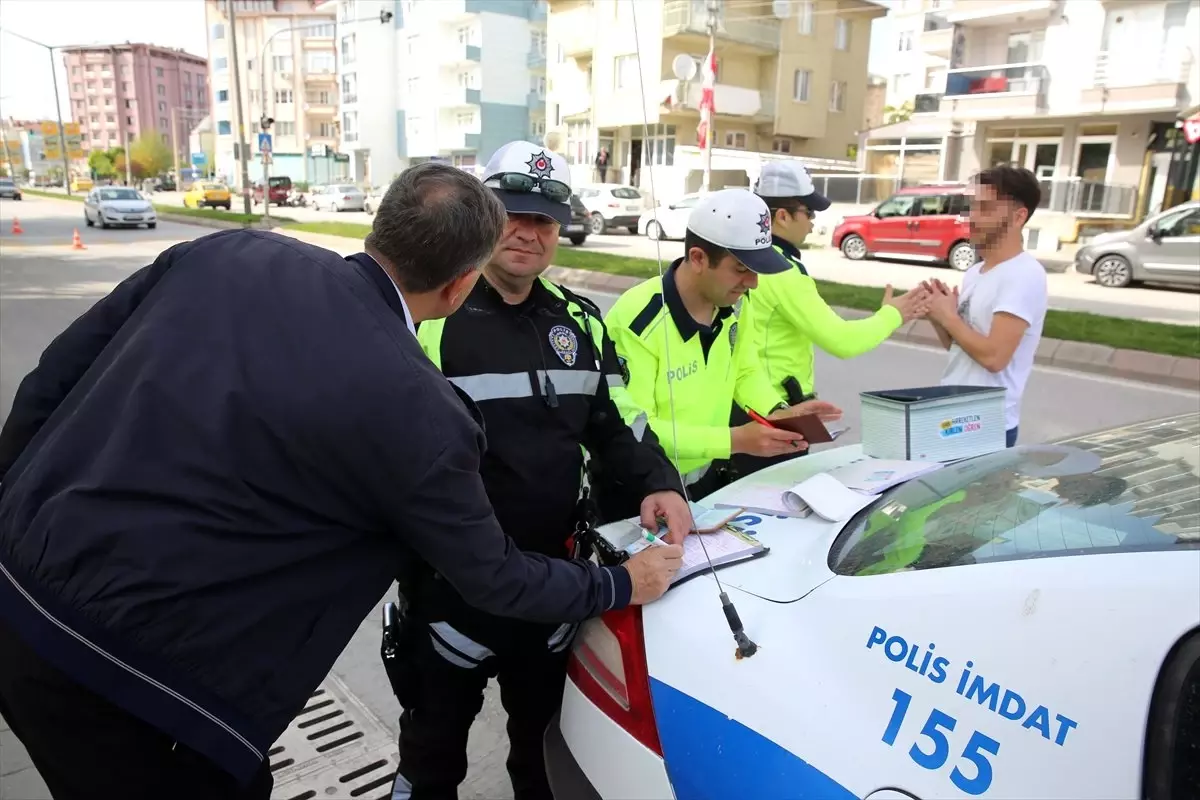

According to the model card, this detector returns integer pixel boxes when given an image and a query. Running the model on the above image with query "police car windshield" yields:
[828,415,1200,576]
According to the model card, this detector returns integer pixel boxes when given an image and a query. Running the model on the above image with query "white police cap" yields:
[754,161,832,211]
[686,189,790,275]
[481,141,572,226]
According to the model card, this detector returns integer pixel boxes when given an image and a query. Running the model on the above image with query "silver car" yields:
[313,183,366,213]
[1075,201,1200,288]
[84,186,157,229]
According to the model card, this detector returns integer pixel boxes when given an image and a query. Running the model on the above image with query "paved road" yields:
[1,196,1198,799]
[33,188,1200,325]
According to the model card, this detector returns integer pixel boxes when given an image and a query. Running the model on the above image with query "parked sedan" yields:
[637,193,701,241]
[84,187,157,229]
[312,184,366,212]
[577,183,644,234]
[1075,201,1200,288]
[0,177,22,200]
[546,413,1200,800]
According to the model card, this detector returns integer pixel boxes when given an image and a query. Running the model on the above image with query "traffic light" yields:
[380,9,393,23]
[259,116,275,132]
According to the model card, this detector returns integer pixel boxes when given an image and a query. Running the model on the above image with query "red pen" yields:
[746,408,779,429]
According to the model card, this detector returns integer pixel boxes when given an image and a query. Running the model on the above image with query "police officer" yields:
[391,141,691,800]
[602,189,842,502]
[732,162,930,476]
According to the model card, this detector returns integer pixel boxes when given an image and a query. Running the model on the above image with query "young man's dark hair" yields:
[366,162,508,293]
[683,228,730,267]
[973,165,1042,223]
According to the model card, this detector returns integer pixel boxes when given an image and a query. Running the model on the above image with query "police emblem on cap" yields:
[526,150,554,180]
[617,355,630,386]
[756,211,771,235]
[549,324,578,366]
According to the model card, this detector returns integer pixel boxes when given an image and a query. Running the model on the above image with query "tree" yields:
[88,150,116,179]
[883,100,915,125]
[128,136,172,179]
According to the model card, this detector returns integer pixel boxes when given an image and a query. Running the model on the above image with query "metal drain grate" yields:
[269,676,399,800]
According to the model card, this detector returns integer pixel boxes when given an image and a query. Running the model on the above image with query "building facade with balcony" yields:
[204,0,339,188]
[870,0,1199,243]
[62,43,209,171]
[330,0,547,185]
[545,0,882,202]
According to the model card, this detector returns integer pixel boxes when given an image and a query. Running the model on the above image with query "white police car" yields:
[545,414,1200,800]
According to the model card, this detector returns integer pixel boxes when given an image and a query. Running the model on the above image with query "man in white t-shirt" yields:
[924,166,1048,448]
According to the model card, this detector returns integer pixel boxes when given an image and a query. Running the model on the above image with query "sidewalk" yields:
[0,716,50,800]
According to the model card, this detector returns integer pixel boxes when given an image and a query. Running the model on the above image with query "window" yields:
[830,81,846,112]
[104,97,113,107]
[723,131,747,148]
[532,29,547,55]
[127,115,133,125]
[161,133,169,144]
[793,69,811,102]
[160,116,168,129]
[158,101,167,112]
[304,23,334,38]
[341,34,357,64]
[215,56,228,71]
[531,75,546,96]
[218,120,232,135]
[156,67,164,78]
[211,23,225,40]
[898,31,913,51]
[317,121,335,137]
[772,138,791,154]
[124,99,131,108]
[456,26,473,45]
[185,87,193,101]
[893,73,910,94]
[217,89,229,102]
[306,52,334,73]
[272,55,293,72]
[307,90,331,104]
[183,72,191,84]
[615,54,637,89]
[875,194,917,218]
[640,123,676,167]
[102,80,112,89]
[157,85,165,96]
[458,71,477,88]
[276,121,295,136]
[565,120,591,165]
[85,64,94,73]
[835,18,850,50]
[342,74,357,102]
[342,111,357,134]
[1153,207,1200,238]
[122,81,130,92]
[456,111,474,127]
[274,89,294,104]
[797,0,814,34]
[72,82,82,92]
[71,66,79,75]
[106,113,115,123]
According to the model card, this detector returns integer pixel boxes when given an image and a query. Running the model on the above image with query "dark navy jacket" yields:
[0,230,631,784]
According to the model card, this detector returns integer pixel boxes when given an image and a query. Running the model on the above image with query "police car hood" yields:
[674,445,867,603]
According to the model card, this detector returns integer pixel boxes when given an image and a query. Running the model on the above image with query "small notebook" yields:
[716,473,874,523]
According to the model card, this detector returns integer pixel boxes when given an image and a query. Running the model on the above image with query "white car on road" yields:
[546,414,1200,800]
[311,184,366,213]
[637,193,700,241]
[83,186,157,229]
[577,184,645,235]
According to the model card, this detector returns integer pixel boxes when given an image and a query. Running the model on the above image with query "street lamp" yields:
[0,27,76,195]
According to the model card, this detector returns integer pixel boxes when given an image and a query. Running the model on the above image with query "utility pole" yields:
[0,96,14,179]
[701,0,717,193]
[124,129,132,186]
[227,0,253,214]
[170,109,180,186]
[47,45,72,194]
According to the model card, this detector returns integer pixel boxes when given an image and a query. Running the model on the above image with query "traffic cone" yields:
[11,217,22,234]
[71,228,86,250]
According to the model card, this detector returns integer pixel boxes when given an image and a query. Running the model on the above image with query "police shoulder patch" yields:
[617,355,631,386]
[549,324,578,367]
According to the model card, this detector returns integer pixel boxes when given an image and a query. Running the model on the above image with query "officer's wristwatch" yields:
[771,402,789,414]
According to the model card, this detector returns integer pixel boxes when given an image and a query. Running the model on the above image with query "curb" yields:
[542,266,1200,392]
[155,212,280,231]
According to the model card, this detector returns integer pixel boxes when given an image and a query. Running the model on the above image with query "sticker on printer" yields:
[940,415,983,438]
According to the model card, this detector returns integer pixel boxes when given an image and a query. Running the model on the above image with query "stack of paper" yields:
[714,457,946,523]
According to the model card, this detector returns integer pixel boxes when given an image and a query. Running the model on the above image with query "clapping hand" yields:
[921,279,960,325]
[881,283,934,323]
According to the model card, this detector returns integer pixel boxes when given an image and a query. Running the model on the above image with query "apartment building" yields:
[868,0,1199,242]
[544,0,885,200]
[61,44,209,166]
[204,0,339,188]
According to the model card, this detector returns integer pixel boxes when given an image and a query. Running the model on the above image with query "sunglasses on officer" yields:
[488,172,572,204]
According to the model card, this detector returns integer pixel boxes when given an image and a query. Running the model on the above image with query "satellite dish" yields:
[672,53,698,82]
[772,0,791,19]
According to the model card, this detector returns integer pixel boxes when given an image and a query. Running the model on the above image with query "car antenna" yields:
[628,2,756,661]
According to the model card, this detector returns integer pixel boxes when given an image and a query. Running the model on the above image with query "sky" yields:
[0,0,896,123]
[0,0,208,122]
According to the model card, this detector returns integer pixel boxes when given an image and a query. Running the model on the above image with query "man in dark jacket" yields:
[399,142,688,800]
[0,163,683,800]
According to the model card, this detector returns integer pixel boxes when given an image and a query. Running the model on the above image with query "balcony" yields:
[659,78,768,118]
[301,35,334,49]
[1040,179,1138,218]
[920,13,952,57]
[1080,49,1194,112]
[939,62,1048,118]
[913,92,942,114]
[662,0,780,54]
[304,103,337,116]
[527,91,546,110]
[438,127,481,153]
[305,70,337,83]
[441,86,481,108]
[942,0,1056,27]
[560,10,594,58]
[446,42,482,65]
[528,49,546,69]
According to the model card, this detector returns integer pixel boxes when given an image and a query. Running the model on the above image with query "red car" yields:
[832,184,977,271]
[253,175,292,207]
